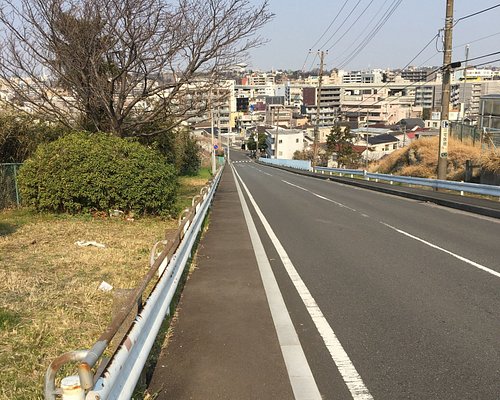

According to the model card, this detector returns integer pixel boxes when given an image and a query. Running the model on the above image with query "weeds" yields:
[0,170,210,400]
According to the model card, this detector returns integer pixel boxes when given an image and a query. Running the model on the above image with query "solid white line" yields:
[381,222,500,279]
[236,168,373,400]
[230,165,322,400]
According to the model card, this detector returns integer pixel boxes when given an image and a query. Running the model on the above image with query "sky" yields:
[247,0,500,72]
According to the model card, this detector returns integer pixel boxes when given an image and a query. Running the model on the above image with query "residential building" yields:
[264,127,305,159]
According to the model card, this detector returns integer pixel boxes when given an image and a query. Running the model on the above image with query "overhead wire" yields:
[332,0,391,61]
[325,0,377,53]
[455,3,500,24]
[341,66,442,114]
[337,0,404,69]
[309,0,351,51]
[316,0,364,50]
[301,0,350,71]
[336,32,440,113]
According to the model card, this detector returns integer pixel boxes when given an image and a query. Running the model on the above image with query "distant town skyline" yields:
[248,0,500,72]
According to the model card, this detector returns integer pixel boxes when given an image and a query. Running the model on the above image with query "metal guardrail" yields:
[45,165,224,400]
[313,166,500,197]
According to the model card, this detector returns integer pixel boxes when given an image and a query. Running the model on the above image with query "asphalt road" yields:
[230,150,499,400]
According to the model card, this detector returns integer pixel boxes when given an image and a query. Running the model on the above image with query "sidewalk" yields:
[148,166,294,399]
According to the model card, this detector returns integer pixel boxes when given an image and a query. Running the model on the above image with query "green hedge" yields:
[18,132,178,215]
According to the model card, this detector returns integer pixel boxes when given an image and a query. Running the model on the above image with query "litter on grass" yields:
[75,240,106,248]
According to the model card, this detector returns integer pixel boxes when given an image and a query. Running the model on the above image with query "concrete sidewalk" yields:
[148,166,294,399]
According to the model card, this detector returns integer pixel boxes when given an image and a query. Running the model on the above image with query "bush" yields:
[139,127,201,176]
[0,112,69,163]
[18,132,178,215]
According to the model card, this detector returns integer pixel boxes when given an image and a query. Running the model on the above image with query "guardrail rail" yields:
[313,166,500,198]
[45,165,224,400]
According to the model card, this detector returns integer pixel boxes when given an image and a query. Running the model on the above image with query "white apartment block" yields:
[264,127,304,159]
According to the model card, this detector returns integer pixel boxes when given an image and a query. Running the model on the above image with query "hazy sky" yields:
[247,0,500,71]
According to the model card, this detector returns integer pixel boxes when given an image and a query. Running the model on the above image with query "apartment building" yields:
[451,80,500,121]
[340,83,418,125]
[264,127,304,159]
[265,104,294,128]
[302,85,341,127]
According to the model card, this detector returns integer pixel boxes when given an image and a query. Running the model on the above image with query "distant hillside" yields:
[370,137,500,181]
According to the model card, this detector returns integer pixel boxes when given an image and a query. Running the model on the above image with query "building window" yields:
[279,139,282,144]
[384,144,390,151]
[278,151,283,156]
[296,138,299,143]
[393,143,397,149]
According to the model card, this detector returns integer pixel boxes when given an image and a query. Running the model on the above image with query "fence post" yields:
[13,164,20,206]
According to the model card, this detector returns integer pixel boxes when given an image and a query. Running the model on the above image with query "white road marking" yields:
[282,180,357,212]
[230,165,322,400]
[282,176,499,279]
[235,168,374,400]
[381,222,500,279]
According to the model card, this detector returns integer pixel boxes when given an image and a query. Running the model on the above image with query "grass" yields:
[0,169,211,400]
[370,137,496,180]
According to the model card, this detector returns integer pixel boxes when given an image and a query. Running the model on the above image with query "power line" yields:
[325,0,377,52]
[455,3,500,23]
[308,0,351,52]
[307,51,319,72]
[341,66,442,114]
[456,50,500,64]
[332,0,391,62]
[337,0,404,69]
[455,30,500,48]
[336,32,440,113]
[317,0,363,50]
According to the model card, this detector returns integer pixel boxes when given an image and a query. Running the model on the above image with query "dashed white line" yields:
[282,180,357,212]
[282,178,499,279]
[381,222,500,279]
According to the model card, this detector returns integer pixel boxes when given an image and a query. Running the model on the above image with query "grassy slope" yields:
[371,137,500,180]
[0,169,212,400]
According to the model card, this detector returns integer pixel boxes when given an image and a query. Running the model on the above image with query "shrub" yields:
[0,112,69,163]
[139,127,201,176]
[18,132,178,215]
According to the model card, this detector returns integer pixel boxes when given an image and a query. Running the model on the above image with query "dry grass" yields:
[370,137,498,180]
[0,213,173,399]
[480,149,500,173]
[0,171,211,400]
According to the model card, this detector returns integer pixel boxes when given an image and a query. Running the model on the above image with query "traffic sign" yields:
[214,145,219,150]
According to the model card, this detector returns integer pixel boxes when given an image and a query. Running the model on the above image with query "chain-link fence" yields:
[450,121,499,149]
[0,163,22,209]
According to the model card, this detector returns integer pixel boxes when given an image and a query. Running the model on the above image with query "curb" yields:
[256,161,500,219]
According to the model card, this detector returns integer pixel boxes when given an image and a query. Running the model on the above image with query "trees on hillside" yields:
[325,126,361,168]
[0,0,272,137]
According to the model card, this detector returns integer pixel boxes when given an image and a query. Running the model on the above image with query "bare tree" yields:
[0,0,272,137]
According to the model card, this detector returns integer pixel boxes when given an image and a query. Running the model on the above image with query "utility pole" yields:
[210,92,216,175]
[312,50,325,167]
[437,0,454,180]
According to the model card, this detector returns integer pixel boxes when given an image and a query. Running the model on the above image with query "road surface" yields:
[231,150,499,400]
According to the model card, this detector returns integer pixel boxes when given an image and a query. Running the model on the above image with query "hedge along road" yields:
[230,150,499,400]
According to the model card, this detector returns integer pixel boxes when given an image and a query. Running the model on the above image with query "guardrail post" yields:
[460,181,464,196]
[363,170,369,181]
[61,376,85,400]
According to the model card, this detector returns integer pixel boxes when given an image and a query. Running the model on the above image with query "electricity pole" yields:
[437,0,454,180]
[312,50,325,167]
[210,93,216,174]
